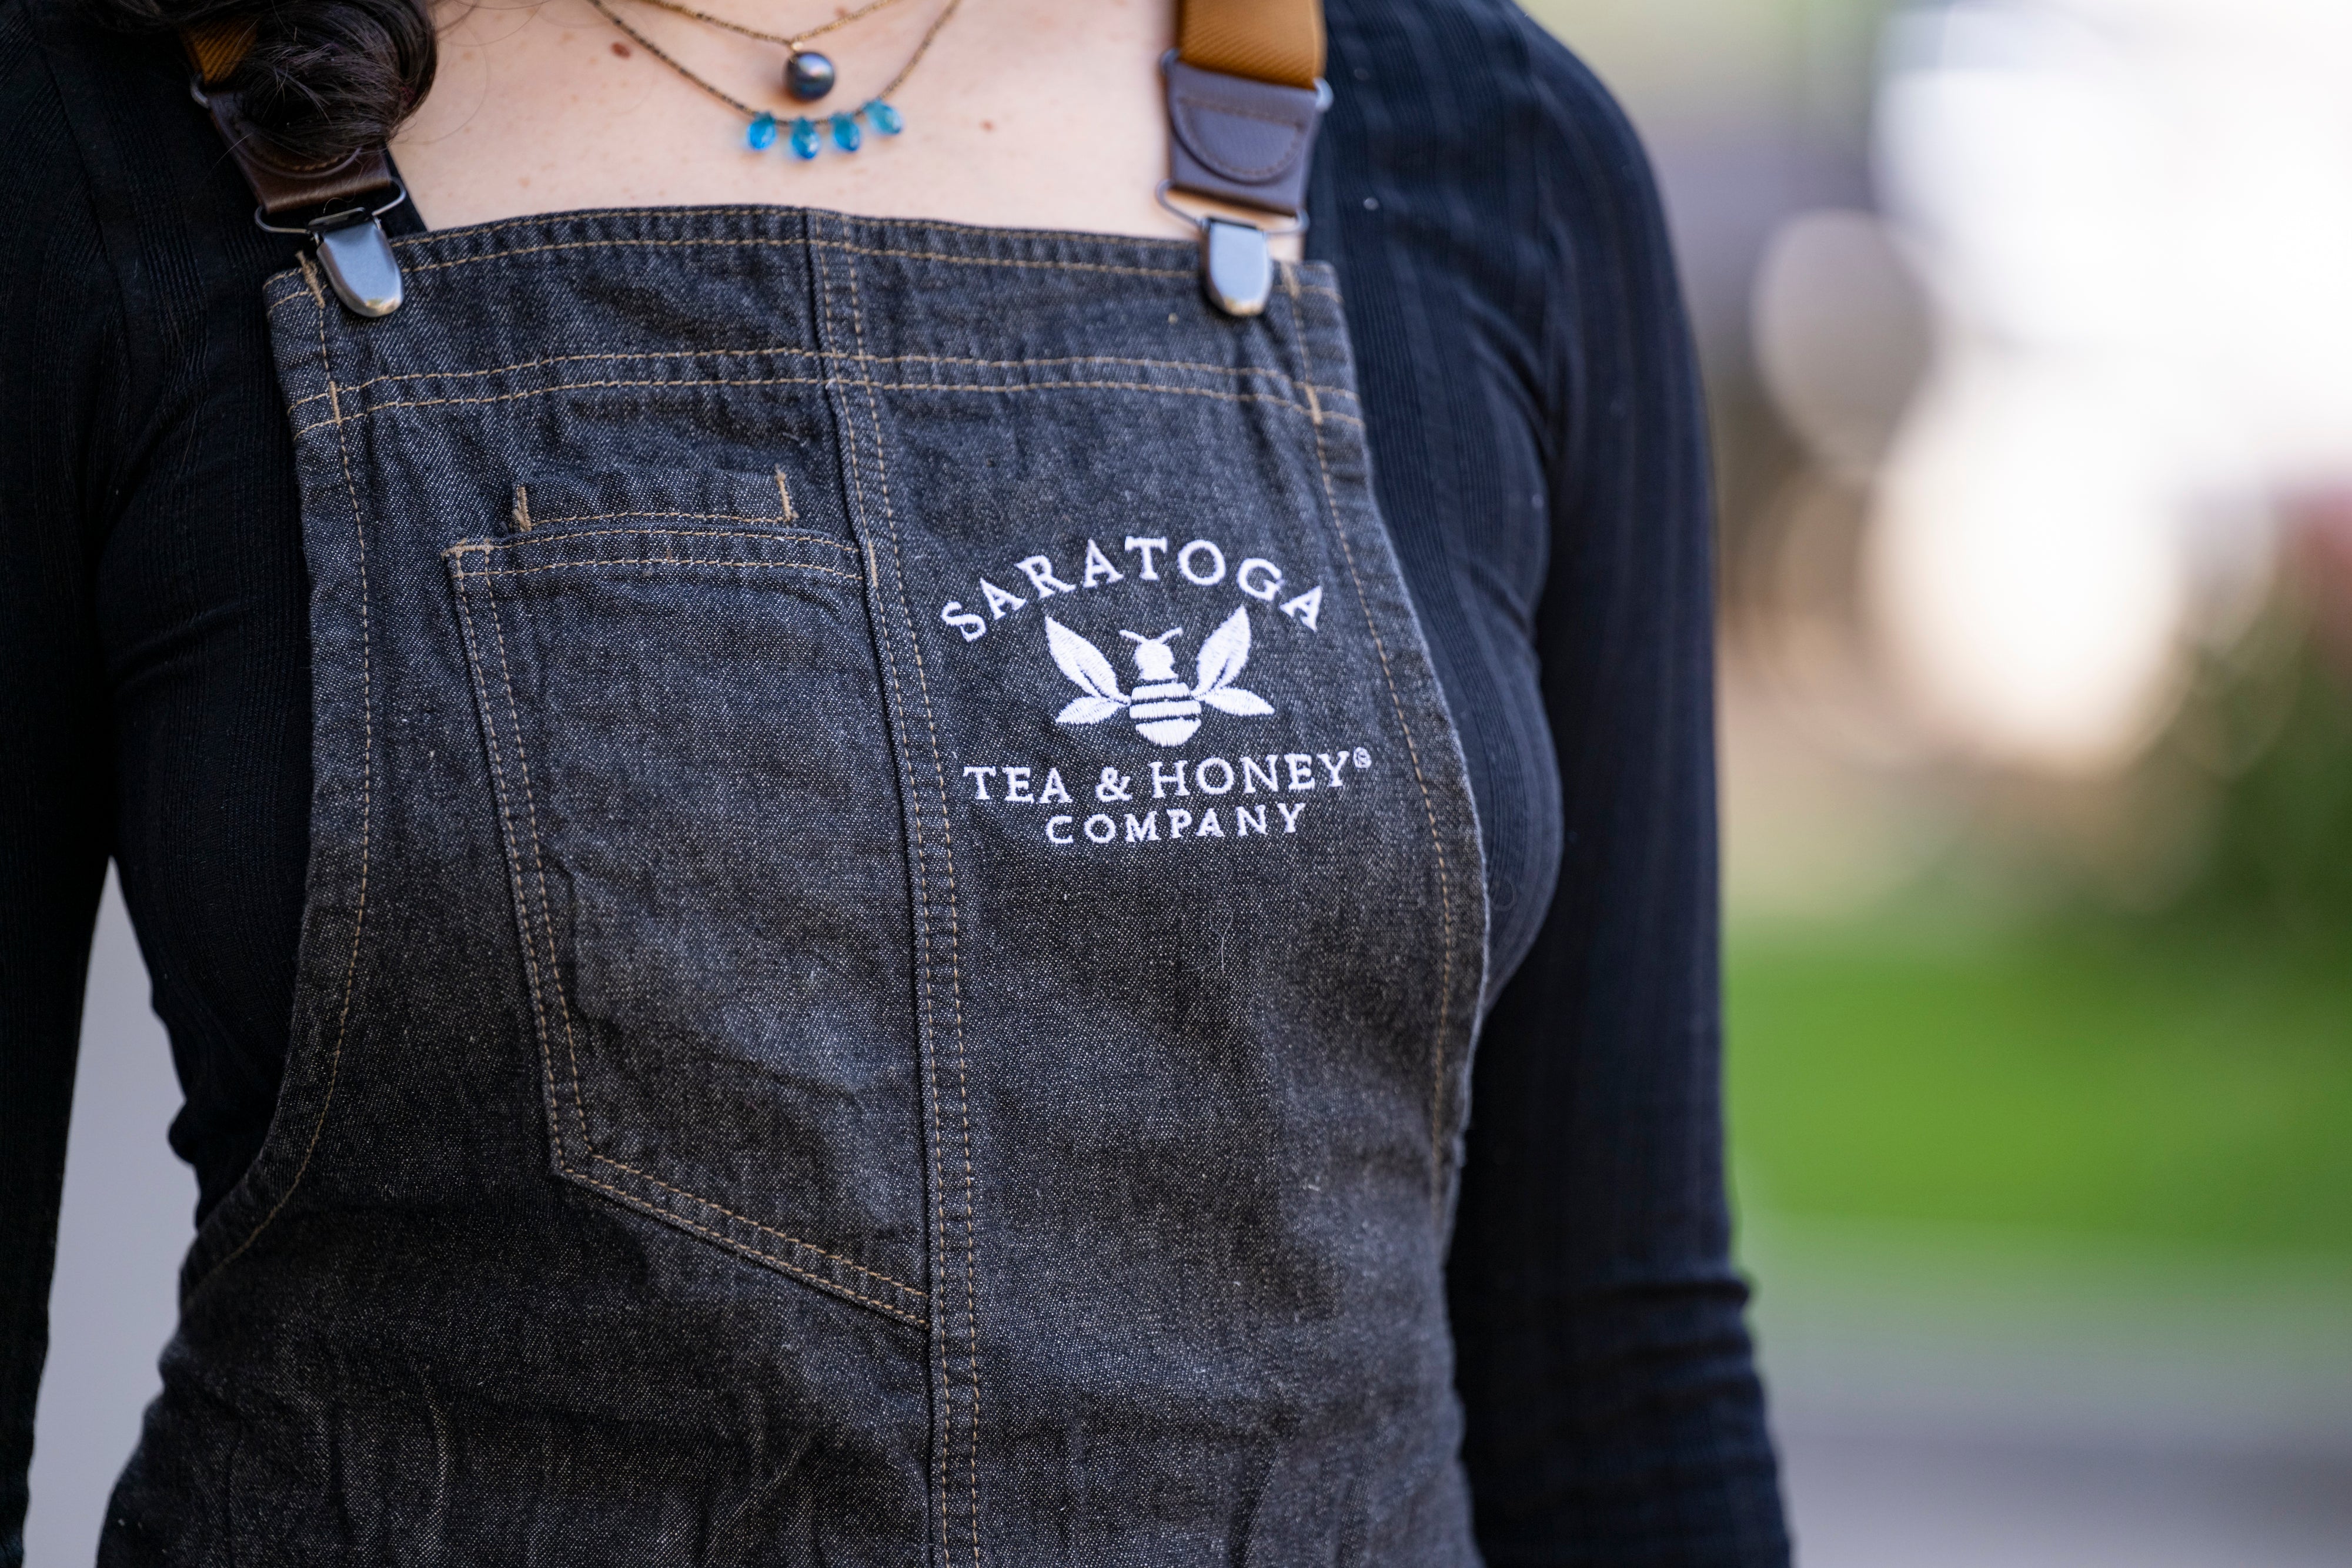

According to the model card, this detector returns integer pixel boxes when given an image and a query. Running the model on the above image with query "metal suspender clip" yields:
[1155,182,1309,320]
[1159,39,1330,318]
[183,24,409,318]
[252,180,411,319]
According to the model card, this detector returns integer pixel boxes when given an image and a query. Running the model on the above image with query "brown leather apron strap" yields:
[180,18,407,317]
[1163,0,1328,316]
[181,19,403,220]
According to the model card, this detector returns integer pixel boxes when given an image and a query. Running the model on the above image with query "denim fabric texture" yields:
[103,207,1491,1565]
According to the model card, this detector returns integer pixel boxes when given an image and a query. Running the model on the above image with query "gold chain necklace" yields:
[586,0,964,157]
[634,0,911,101]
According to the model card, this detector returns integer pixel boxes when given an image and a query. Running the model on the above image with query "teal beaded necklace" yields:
[584,0,963,158]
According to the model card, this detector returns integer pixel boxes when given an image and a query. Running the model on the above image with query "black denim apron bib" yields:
[112,209,1489,1567]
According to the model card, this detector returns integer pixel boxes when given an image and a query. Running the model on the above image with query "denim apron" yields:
[111,208,1490,1567]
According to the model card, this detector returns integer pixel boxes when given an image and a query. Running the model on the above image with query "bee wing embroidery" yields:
[1192,605,1272,714]
[1057,695,1128,724]
[1199,687,1274,716]
[1046,617,1129,725]
[1193,606,1252,696]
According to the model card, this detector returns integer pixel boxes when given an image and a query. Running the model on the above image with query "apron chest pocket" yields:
[443,467,927,1327]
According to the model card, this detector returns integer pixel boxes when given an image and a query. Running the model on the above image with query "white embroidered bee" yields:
[1045,605,1275,746]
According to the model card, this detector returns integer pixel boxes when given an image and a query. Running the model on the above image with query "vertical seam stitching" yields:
[479,584,599,1158]
[195,283,372,1289]
[817,230,960,1564]
[1286,276,1461,1221]
[838,216,983,1567]
[451,577,564,1156]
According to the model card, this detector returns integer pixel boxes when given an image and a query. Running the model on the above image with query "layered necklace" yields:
[584,0,963,157]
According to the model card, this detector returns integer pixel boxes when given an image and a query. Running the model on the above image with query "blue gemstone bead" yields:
[866,99,903,135]
[746,112,778,151]
[789,117,821,159]
[831,112,861,152]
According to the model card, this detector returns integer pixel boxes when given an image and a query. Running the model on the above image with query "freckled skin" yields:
[394,0,1292,252]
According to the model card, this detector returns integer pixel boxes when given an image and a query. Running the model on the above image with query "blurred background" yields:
[1516,0,2352,1562]
[25,1,2352,1562]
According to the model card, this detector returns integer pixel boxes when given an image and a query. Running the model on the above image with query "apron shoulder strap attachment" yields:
[183,19,409,318]
[1161,0,1329,317]
[182,4,1324,323]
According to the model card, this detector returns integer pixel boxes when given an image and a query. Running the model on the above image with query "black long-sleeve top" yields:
[0,0,1788,1560]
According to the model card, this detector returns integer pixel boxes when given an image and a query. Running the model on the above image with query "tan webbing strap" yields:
[181,16,256,88]
[1162,0,1327,313]
[1177,0,1324,91]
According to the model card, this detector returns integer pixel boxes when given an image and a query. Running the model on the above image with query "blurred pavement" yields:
[1751,1217,2352,1567]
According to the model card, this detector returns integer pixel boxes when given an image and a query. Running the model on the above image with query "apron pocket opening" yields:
[505,462,838,549]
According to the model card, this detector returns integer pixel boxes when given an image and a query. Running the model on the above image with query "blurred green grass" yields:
[1725,920,2352,1256]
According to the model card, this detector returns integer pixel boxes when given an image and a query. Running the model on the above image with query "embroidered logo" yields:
[1046,605,1274,747]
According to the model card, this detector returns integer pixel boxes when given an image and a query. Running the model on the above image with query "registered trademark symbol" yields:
[1352,747,1371,769]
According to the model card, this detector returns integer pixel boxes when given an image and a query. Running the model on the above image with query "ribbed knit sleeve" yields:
[1,6,320,1556]
[0,4,118,1558]
[1315,4,1790,1561]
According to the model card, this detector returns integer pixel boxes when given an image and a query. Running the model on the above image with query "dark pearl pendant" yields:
[785,49,836,102]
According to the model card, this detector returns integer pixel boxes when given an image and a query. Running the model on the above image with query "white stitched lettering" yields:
[981,578,1027,619]
[1167,808,1194,839]
[941,601,987,641]
[1178,540,1226,586]
[1124,536,1170,580]
[1003,767,1034,803]
[1285,753,1317,791]
[1039,767,1071,804]
[1081,539,1125,588]
[1195,757,1235,795]
[1016,554,1078,597]
[1046,815,1074,844]
[961,765,998,801]
[1236,804,1268,837]
[1237,557,1283,601]
[1278,803,1307,833]
[1125,811,1159,842]
[1242,755,1279,794]
[1194,808,1224,838]
[1085,814,1117,843]
[1319,752,1351,787]
[1150,759,1188,799]
[1280,586,1322,631]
